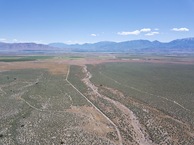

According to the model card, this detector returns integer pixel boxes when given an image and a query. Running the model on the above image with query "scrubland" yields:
[0,54,194,144]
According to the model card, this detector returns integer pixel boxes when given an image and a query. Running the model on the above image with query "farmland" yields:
[0,54,194,144]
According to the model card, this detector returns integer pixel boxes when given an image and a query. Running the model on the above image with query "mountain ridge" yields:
[49,38,194,53]
[1,37,194,54]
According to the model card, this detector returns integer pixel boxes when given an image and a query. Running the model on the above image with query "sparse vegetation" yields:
[0,58,118,145]
[1,54,194,144]
[84,62,194,144]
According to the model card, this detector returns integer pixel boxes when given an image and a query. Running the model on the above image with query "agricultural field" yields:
[0,54,194,145]
[0,56,54,62]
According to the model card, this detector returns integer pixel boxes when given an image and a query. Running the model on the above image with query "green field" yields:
[0,56,54,62]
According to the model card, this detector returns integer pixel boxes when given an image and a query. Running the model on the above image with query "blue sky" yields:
[0,0,194,44]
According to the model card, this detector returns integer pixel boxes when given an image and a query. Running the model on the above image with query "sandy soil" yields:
[82,65,154,145]
[0,61,68,75]
[66,105,114,136]
[0,56,193,75]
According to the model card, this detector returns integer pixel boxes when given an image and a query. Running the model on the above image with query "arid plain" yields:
[0,54,194,145]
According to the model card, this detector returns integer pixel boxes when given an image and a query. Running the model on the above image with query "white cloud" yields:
[0,38,6,42]
[154,28,159,31]
[65,40,85,44]
[13,39,18,42]
[118,30,140,35]
[91,34,97,37]
[140,28,151,32]
[171,28,189,32]
[145,32,159,36]
[118,28,151,36]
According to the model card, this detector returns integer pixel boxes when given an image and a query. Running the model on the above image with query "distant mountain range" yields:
[1,37,194,54]
[0,42,56,54]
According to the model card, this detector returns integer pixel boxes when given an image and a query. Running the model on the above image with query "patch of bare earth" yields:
[1,57,192,76]
[81,65,154,145]
[66,106,114,136]
[0,60,68,75]
[103,86,125,99]
[56,57,194,66]
[102,80,194,144]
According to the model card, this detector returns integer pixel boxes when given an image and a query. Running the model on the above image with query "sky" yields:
[0,0,194,44]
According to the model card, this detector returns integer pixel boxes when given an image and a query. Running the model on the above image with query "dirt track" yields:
[81,65,154,145]
[65,65,122,145]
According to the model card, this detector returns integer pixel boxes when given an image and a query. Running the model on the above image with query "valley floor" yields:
[0,55,194,144]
